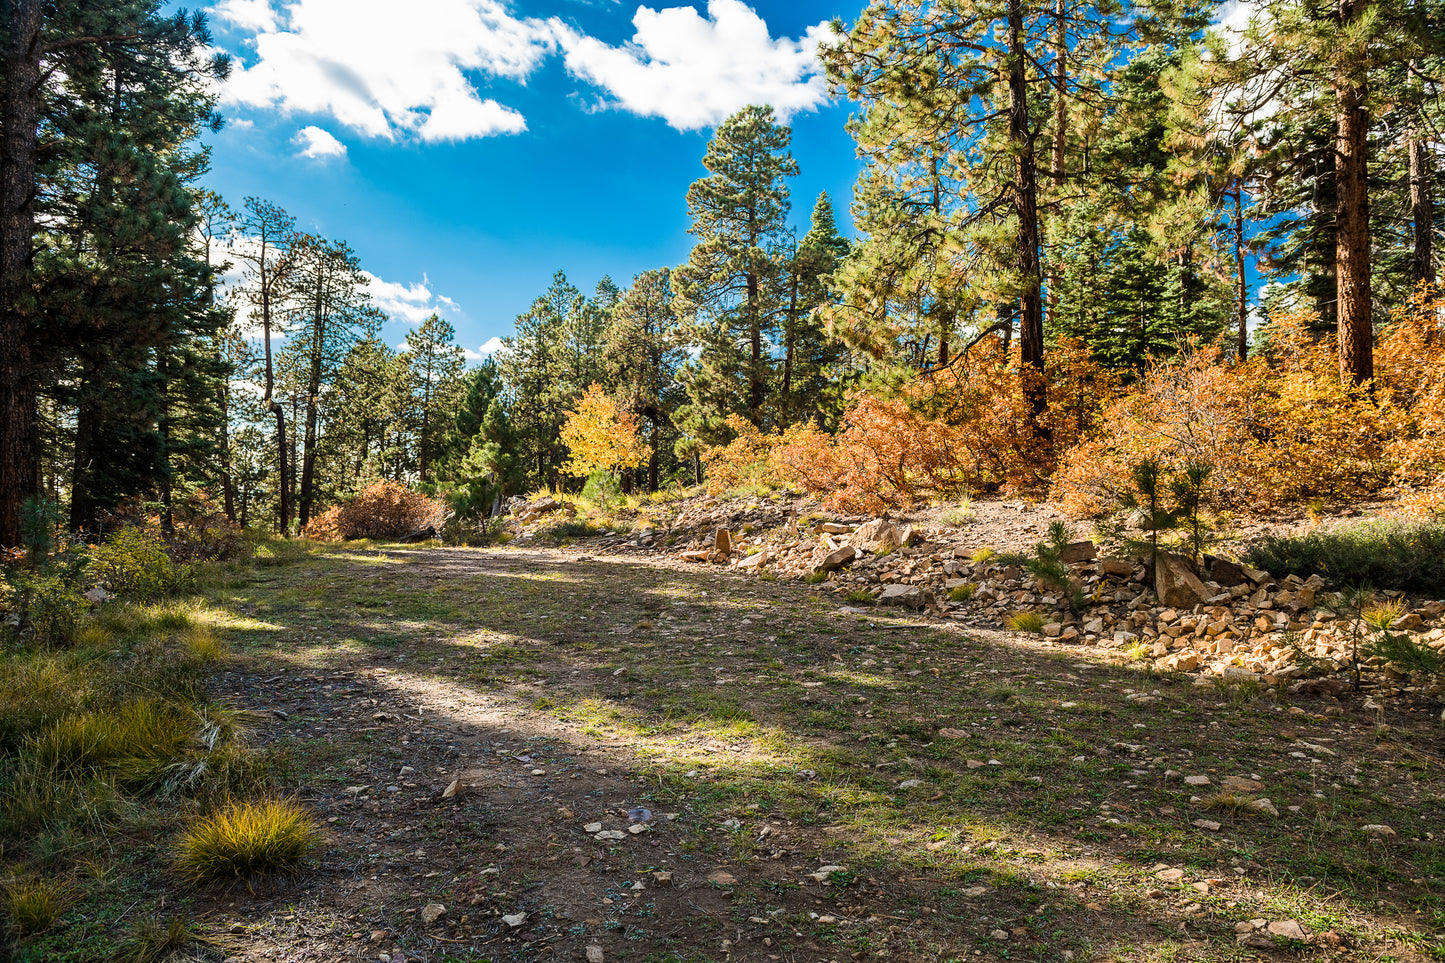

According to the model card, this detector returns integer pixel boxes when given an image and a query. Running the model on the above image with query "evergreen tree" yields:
[403,314,465,483]
[673,105,798,440]
[604,268,686,491]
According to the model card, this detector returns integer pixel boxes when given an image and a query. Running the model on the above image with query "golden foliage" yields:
[1054,297,1445,515]
[561,383,651,478]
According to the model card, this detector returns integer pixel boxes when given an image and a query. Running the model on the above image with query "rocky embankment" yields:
[510,494,1445,695]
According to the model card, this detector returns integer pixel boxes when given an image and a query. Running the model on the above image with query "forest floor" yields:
[173,532,1444,963]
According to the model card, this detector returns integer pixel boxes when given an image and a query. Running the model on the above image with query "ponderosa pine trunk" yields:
[1009,0,1047,430]
[1334,0,1372,385]
[1234,182,1248,361]
[0,0,43,547]
[1408,123,1435,287]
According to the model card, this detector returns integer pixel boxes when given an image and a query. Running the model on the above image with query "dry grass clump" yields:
[174,798,319,883]
[4,877,69,937]
[1006,611,1045,633]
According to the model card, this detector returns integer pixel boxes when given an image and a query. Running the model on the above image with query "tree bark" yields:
[1234,182,1249,361]
[1334,0,1372,385]
[1408,122,1435,287]
[0,0,43,546]
[1046,0,1067,330]
[1009,0,1048,430]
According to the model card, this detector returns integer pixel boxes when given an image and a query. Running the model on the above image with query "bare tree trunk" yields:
[1409,120,1435,287]
[1009,0,1047,431]
[1234,182,1249,361]
[0,0,43,546]
[1334,0,1372,385]
[1046,0,1067,330]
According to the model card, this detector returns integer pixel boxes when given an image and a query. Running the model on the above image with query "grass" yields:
[843,589,874,605]
[1243,517,1445,593]
[174,798,319,884]
[947,584,976,603]
[940,498,976,527]
[4,877,68,937]
[1005,611,1044,633]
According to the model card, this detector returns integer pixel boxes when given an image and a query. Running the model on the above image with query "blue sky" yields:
[200,0,863,360]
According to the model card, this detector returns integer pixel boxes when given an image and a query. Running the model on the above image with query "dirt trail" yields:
[199,543,1443,963]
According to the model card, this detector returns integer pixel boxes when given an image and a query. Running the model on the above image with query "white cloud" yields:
[464,336,505,361]
[220,0,548,141]
[215,0,280,33]
[294,124,347,158]
[364,272,458,325]
[555,0,836,130]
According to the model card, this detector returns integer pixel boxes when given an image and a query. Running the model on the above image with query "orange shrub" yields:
[699,415,786,495]
[1054,313,1405,515]
[304,481,444,540]
[767,337,1118,512]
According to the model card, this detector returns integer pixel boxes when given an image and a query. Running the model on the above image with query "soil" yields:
[190,525,1445,963]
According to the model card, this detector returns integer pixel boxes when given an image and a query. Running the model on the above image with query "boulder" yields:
[714,528,732,556]
[1206,556,1253,587]
[1155,552,1210,608]
[852,519,903,554]
[812,545,856,574]
[878,584,933,609]
[1099,556,1135,578]
[1058,540,1097,564]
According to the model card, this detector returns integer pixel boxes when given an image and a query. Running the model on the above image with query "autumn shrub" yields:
[303,481,444,541]
[1053,317,1399,515]
[163,493,248,563]
[700,415,786,495]
[769,338,1116,513]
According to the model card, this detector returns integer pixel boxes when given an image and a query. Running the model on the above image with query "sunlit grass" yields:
[174,798,319,884]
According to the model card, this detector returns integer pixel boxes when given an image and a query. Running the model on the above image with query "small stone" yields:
[962,886,989,897]
[272,709,289,720]
[594,830,626,841]
[1155,868,1186,883]
[1184,775,1211,786]
[1267,920,1308,940]
[583,822,603,833]
[966,759,986,769]
[1192,819,1221,831]
[421,903,446,925]
[441,780,461,799]
[990,929,1009,941]
[807,865,847,883]
[714,528,732,556]
[626,823,647,834]
[708,870,737,886]
[1249,798,1279,817]
[502,912,527,928]
[651,871,673,886]
[1221,775,1263,793]
[938,728,969,738]
[898,779,922,789]
[1361,824,1397,838]
[586,946,605,963]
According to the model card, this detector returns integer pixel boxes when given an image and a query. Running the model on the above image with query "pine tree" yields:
[403,314,465,483]
[603,268,686,491]
[673,105,798,439]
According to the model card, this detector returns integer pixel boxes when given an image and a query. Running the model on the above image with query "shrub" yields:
[303,481,444,541]
[89,528,190,601]
[769,338,1116,512]
[164,497,248,563]
[844,589,874,605]
[175,798,319,883]
[948,584,977,603]
[2,570,86,647]
[1242,518,1445,594]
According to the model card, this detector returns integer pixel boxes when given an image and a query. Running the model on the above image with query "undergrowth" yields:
[1243,518,1445,594]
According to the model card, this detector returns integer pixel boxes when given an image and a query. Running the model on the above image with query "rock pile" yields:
[681,516,1445,687]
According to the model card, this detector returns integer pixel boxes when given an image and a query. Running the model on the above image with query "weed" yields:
[175,798,320,883]
[1207,673,1262,706]
[947,584,976,603]
[1006,611,1044,633]
[970,547,996,565]
[844,589,874,606]
[805,571,829,585]
[941,498,976,527]
[4,877,68,937]
[122,916,194,963]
